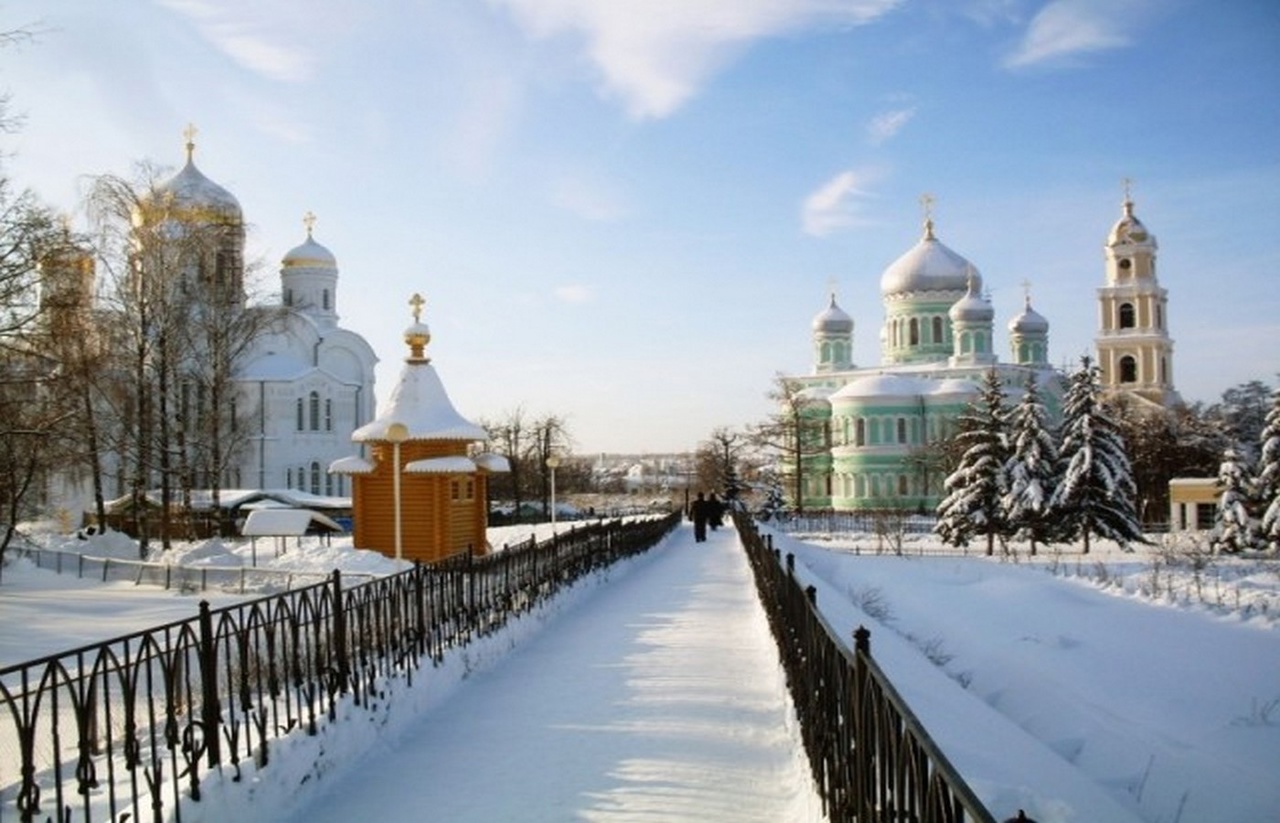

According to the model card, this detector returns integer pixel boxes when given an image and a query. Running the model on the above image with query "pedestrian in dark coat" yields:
[688,492,709,542]
[707,493,725,530]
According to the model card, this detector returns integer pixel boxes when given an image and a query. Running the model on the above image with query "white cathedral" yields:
[165,136,378,497]
[785,193,1177,512]
[45,133,379,513]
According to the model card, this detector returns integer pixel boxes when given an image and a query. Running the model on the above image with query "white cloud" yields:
[157,0,316,82]
[551,176,628,222]
[867,107,915,145]
[801,168,883,237]
[554,284,594,303]
[491,0,902,119]
[1004,0,1137,68]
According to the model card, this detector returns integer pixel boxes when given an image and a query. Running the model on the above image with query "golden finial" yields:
[920,192,935,239]
[409,292,426,324]
[405,293,431,362]
[303,211,317,237]
[183,123,198,163]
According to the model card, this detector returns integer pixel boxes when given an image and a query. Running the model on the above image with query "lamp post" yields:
[385,422,409,563]
[546,455,561,526]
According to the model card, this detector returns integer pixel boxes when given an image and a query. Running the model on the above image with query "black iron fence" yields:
[735,511,997,823]
[0,512,680,823]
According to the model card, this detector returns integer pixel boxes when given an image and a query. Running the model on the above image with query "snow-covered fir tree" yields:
[1255,387,1280,550]
[1001,372,1060,555]
[935,369,1010,556]
[1049,356,1145,553]
[1211,448,1256,553]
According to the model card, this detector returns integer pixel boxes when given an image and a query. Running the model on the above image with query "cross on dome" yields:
[183,123,198,163]
[919,192,936,239]
[409,292,426,323]
[303,211,317,237]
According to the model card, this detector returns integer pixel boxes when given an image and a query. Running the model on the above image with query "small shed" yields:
[241,508,343,564]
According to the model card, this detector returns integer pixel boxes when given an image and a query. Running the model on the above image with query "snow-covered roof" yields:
[282,234,337,269]
[241,508,343,536]
[404,456,476,474]
[330,456,375,475]
[832,373,930,400]
[880,226,979,297]
[155,158,242,218]
[352,360,487,443]
[474,453,511,473]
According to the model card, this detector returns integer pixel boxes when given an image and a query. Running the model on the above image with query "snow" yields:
[2,521,1278,822]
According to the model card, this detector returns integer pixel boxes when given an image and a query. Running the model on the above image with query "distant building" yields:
[784,203,1059,512]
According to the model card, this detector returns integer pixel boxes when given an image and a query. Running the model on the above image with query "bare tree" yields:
[751,373,828,513]
[528,413,572,520]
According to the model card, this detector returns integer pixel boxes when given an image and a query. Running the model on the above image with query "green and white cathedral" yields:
[784,194,1177,512]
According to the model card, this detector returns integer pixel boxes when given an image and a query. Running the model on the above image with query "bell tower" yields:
[1095,182,1180,407]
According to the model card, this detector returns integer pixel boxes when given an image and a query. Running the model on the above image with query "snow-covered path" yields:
[277,521,823,823]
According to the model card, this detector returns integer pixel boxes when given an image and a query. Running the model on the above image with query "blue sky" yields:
[3,0,1278,454]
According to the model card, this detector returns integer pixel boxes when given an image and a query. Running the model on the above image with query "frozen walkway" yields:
[280,520,822,822]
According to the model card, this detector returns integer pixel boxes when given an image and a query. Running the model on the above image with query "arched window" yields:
[898,475,909,496]
[909,317,920,345]
[1119,303,1135,329]
[309,391,320,431]
[284,289,293,307]
[310,461,321,495]
[897,418,907,443]
[325,399,333,431]
[1156,304,1163,329]
[931,316,944,344]
[1119,355,1138,383]
[286,467,293,488]
[296,398,304,431]
[855,418,866,446]
[323,289,331,310]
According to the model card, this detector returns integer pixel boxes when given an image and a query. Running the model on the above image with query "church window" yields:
[975,333,987,354]
[309,391,320,431]
[869,418,880,445]
[310,462,321,495]
[296,398,304,431]
[285,288,293,307]
[897,418,907,443]
[1120,355,1138,383]
[855,475,866,498]
[323,289,331,311]
[932,316,943,344]
[898,475,909,496]
[325,399,333,431]
[855,418,866,446]
[287,467,293,488]
[1156,304,1163,329]
[909,318,920,346]
[1160,357,1168,384]
[1119,303,1135,329]
[871,476,881,498]
[1118,258,1132,271]
[325,472,333,496]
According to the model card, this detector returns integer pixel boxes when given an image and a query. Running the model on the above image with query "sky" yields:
[4,521,1277,821]
[1,0,1278,454]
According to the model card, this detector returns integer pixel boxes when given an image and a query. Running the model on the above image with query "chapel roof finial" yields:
[920,192,936,240]
[404,292,431,362]
[303,210,317,238]
[409,292,425,324]
[1122,176,1135,216]
[183,123,198,164]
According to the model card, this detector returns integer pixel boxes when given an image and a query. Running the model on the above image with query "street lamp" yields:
[385,422,409,563]
[546,455,561,526]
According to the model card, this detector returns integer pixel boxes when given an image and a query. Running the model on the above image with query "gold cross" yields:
[1122,177,1133,203]
[183,123,198,161]
[1020,278,1033,306]
[920,192,936,238]
[303,211,317,236]
[409,292,426,324]
[826,275,838,302]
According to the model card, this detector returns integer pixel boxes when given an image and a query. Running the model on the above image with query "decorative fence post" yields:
[332,569,349,689]
[197,600,222,767]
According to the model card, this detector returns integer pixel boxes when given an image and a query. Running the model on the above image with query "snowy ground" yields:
[2,521,1278,822]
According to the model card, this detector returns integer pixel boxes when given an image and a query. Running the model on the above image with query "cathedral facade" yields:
[785,195,1176,512]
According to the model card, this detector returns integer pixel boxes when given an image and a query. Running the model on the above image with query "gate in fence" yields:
[735,511,1000,823]
[0,512,679,823]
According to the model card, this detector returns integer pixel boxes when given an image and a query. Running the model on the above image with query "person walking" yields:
[688,492,710,542]
[707,493,725,531]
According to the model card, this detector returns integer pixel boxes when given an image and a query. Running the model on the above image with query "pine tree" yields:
[1049,356,1145,553]
[935,369,1010,555]
[1211,448,1256,553]
[1001,372,1060,555]
[1254,387,1280,550]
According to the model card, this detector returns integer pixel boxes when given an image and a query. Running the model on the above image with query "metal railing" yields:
[0,512,680,823]
[734,511,997,823]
